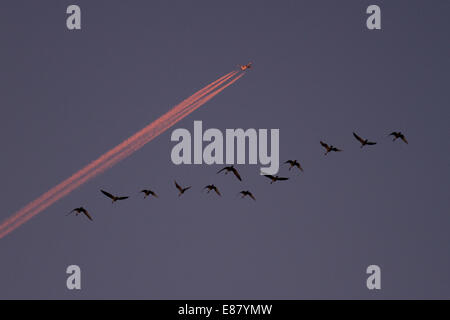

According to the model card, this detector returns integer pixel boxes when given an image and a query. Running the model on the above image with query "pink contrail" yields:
[156,73,246,135]
[125,73,246,156]
[0,71,244,239]
[150,71,238,132]
[0,74,243,238]
[0,71,237,233]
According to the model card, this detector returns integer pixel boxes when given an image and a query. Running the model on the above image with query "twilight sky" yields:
[0,0,449,299]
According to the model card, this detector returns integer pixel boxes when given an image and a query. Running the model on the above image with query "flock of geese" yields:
[67,131,408,221]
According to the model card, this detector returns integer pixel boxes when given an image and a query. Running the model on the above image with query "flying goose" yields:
[389,131,408,144]
[217,165,242,181]
[67,207,93,221]
[353,132,377,148]
[285,160,303,172]
[141,189,158,199]
[264,175,289,184]
[204,184,221,196]
[239,190,256,201]
[320,141,342,155]
[175,181,191,197]
[101,190,129,203]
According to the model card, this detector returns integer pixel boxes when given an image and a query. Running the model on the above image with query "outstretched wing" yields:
[367,141,377,145]
[67,209,76,216]
[320,141,329,149]
[353,132,364,144]
[214,187,221,196]
[174,181,182,192]
[334,147,343,152]
[297,163,304,172]
[101,190,115,200]
[150,191,158,198]
[231,168,242,181]
[82,209,93,221]
[264,175,275,180]
[249,193,256,201]
[217,167,227,174]
[401,136,408,144]
[277,177,289,181]
[183,186,192,192]
[117,196,129,201]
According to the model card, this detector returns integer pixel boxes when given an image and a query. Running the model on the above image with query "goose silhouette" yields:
[101,190,129,203]
[320,141,342,155]
[67,207,93,221]
[217,165,242,181]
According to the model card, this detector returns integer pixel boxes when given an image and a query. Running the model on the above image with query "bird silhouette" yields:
[141,189,158,199]
[285,160,303,172]
[204,184,221,196]
[100,190,129,203]
[264,175,289,184]
[175,181,191,197]
[67,207,93,221]
[389,131,408,144]
[353,132,377,148]
[320,141,342,155]
[239,190,256,201]
[217,165,242,181]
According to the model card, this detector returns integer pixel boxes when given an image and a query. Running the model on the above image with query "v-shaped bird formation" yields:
[68,130,408,221]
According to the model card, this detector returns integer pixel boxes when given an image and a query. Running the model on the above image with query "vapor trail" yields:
[0,71,244,239]
[0,71,237,233]
[122,73,246,157]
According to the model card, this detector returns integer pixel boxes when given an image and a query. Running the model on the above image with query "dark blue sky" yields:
[0,0,449,299]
